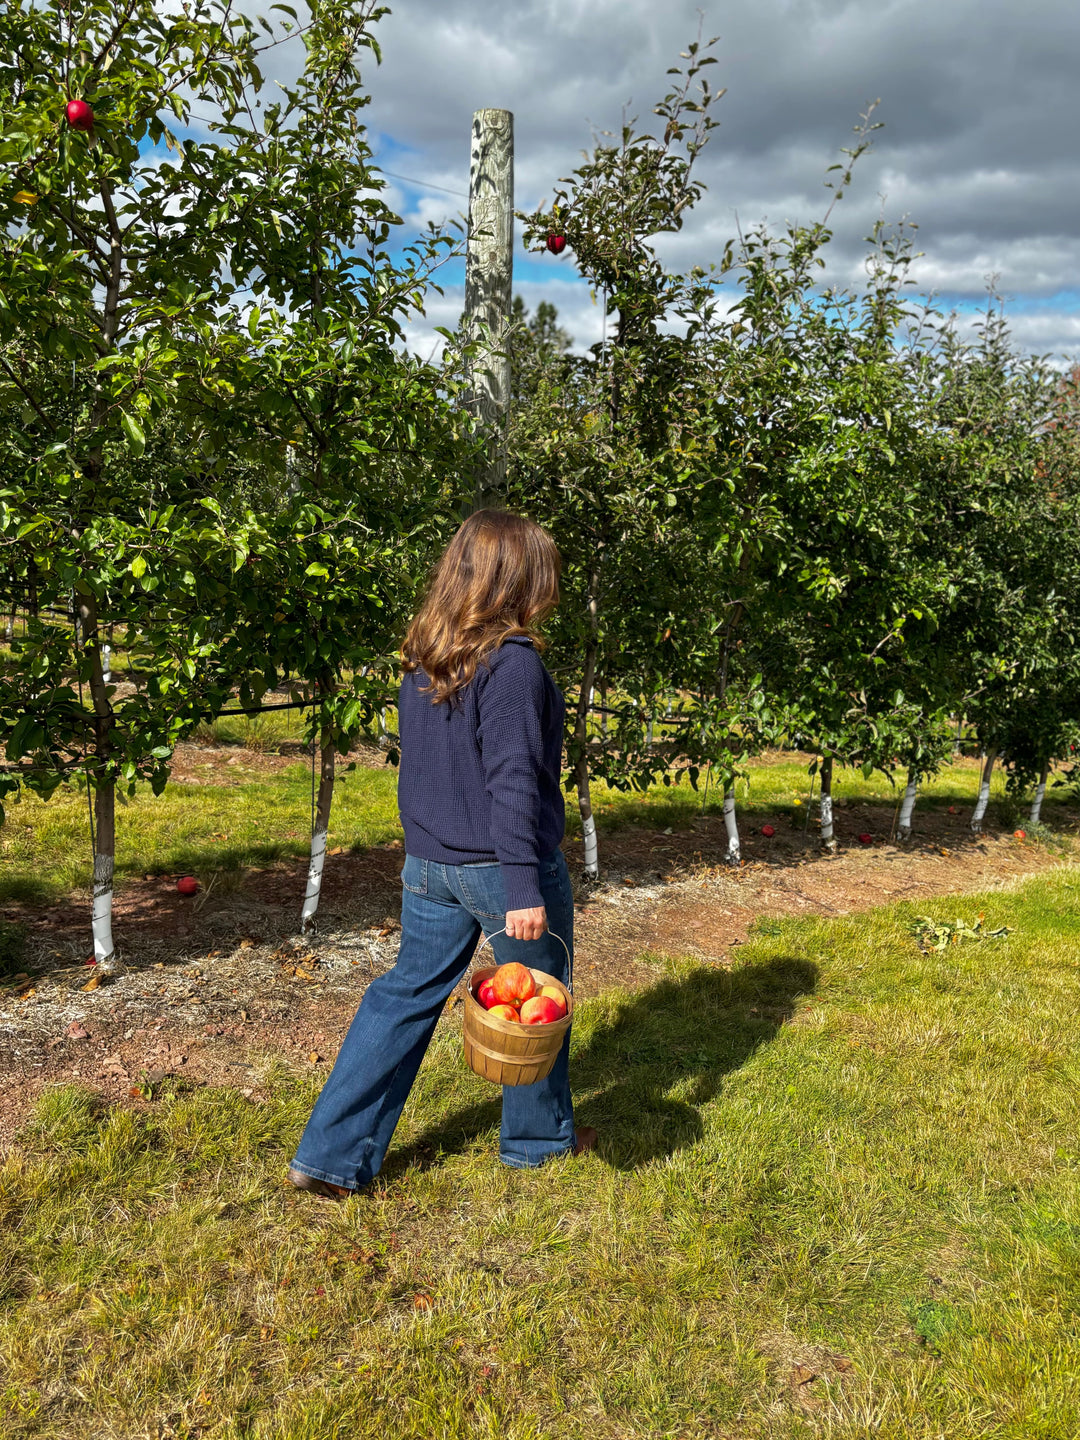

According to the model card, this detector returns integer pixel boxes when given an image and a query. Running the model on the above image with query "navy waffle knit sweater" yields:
[397,636,566,912]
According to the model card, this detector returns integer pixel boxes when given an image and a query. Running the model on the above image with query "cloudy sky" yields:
[286,0,1080,359]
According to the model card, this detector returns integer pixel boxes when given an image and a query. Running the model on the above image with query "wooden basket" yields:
[462,930,573,1087]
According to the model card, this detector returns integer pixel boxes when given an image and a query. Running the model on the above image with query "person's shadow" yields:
[386,955,817,1177]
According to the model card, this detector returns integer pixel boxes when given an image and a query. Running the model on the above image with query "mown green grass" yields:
[0,765,402,905]
[3,872,1079,1437]
[0,751,1050,907]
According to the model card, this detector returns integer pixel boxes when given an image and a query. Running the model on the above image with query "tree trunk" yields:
[574,579,601,883]
[722,786,740,864]
[1030,760,1049,825]
[897,768,918,840]
[301,725,336,933]
[465,108,514,508]
[970,749,998,832]
[819,755,836,850]
[92,786,116,970]
[77,175,125,971]
[77,591,119,971]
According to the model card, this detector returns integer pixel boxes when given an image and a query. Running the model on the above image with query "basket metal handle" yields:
[473,926,573,995]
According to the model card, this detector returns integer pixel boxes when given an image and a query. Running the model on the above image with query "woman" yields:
[288,510,595,1198]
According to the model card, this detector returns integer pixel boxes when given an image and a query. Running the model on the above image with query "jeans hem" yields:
[499,1142,575,1170]
[289,1158,363,1190]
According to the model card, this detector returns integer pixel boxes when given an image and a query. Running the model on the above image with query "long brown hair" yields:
[402,510,561,704]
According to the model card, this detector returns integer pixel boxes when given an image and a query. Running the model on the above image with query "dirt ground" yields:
[1,776,1071,1150]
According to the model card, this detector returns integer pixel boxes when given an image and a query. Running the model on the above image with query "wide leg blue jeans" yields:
[290,848,577,1189]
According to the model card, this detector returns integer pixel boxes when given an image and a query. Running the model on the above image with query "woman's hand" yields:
[505,906,548,941]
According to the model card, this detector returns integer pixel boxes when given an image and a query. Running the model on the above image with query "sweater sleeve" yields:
[476,645,547,912]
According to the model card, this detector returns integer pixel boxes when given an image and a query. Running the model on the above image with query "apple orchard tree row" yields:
[507,65,1080,865]
[0,0,472,963]
[3,4,1080,982]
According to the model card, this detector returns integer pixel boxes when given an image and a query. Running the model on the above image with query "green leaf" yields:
[131,555,147,580]
[120,411,146,457]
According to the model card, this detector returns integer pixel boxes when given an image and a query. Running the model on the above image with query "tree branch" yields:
[0,358,57,432]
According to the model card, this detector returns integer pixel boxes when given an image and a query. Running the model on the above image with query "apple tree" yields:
[0,0,466,960]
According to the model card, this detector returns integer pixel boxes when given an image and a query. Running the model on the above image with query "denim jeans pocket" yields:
[401,855,428,895]
[455,863,504,920]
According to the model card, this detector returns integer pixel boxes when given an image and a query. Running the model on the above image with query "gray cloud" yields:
[297,0,1080,356]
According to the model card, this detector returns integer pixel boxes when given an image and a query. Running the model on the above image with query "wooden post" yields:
[465,108,514,509]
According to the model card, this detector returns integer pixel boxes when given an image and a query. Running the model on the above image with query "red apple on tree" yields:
[65,99,95,132]
[546,233,567,255]
[491,962,535,1008]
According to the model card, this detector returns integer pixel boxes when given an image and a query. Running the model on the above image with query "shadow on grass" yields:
[385,955,817,1178]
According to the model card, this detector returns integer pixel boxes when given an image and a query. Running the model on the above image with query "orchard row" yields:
[2,2,1077,966]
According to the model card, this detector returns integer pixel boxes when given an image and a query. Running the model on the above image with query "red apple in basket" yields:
[476,977,499,1009]
[537,984,568,1018]
[487,1003,520,1023]
[491,962,535,1008]
[520,996,563,1026]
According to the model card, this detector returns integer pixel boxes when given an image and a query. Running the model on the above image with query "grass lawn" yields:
[0,750,1050,907]
[2,871,1079,1437]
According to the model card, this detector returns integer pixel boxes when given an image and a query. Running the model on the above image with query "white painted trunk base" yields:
[898,775,918,838]
[92,853,117,970]
[971,752,997,831]
[1030,767,1048,825]
[820,792,835,845]
[723,787,740,864]
[581,811,598,880]
[301,827,328,931]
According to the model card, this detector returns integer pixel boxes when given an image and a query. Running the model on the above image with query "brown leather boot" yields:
[572,1126,598,1157]
[287,1168,356,1200]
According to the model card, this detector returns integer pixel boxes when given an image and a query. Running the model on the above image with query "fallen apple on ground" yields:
[520,995,563,1025]
[761,824,775,838]
[858,833,873,846]
[490,961,535,1007]
[176,875,199,896]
